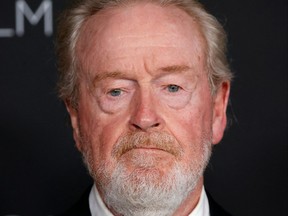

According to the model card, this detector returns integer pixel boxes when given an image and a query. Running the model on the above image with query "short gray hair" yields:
[56,0,233,107]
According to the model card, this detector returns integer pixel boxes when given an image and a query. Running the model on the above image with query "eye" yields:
[167,84,180,93]
[108,89,122,97]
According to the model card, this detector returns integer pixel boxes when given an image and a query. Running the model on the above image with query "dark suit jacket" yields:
[58,185,233,216]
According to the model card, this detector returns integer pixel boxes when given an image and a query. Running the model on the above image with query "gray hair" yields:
[56,0,233,108]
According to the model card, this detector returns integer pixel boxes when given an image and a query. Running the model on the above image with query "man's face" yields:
[67,3,229,215]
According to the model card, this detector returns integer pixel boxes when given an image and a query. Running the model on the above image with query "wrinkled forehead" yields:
[76,2,207,69]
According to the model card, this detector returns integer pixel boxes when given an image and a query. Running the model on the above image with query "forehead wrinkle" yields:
[152,64,196,79]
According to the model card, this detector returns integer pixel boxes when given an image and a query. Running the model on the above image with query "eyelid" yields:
[101,80,135,94]
[162,84,183,89]
[167,83,181,88]
[168,84,182,88]
[107,87,122,93]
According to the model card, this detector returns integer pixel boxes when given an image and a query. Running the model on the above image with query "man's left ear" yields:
[212,81,230,145]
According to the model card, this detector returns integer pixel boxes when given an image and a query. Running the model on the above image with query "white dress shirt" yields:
[89,184,210,216]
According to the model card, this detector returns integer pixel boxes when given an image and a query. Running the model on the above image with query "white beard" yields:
[102,162,201,216]
[81,132,212,216]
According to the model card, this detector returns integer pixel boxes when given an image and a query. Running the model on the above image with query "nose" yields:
[129,90,164,131]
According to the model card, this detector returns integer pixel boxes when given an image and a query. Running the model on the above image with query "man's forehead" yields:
[77,2,205,52]
[76,2,207,80]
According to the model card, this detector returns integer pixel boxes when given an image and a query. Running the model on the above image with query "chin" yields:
[101,158,201,216]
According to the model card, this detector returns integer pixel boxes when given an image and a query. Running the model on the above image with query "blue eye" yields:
[108,89,122,97]
[167,85,180,93]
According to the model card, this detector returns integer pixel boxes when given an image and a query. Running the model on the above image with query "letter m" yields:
[16,0,53,36]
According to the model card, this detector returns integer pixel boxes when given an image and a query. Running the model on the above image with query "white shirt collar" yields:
[89,184,114,216]
[89,183,210,216]
[189,185,210,216]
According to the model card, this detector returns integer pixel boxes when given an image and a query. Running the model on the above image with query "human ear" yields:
[211,81,230,145]
[65,100,82,152]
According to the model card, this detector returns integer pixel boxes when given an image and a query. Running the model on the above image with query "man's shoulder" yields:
[206,190,233,216]
[57,186,92,216]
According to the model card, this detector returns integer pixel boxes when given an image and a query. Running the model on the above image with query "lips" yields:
[123,145,170,156]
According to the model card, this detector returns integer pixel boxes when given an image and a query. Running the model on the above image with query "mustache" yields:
[112,131,182,159]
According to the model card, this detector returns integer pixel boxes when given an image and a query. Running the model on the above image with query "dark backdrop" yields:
[0,0,287,216]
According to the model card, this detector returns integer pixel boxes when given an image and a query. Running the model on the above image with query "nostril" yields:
[152,123,160,127]
[132,124,142,130]
[131,122,160,131]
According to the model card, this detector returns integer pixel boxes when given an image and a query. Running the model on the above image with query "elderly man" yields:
[56,0,232,215]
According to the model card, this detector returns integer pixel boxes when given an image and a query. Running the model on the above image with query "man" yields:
[56,0,233,215]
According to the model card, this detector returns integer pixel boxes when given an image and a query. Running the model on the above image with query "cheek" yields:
[170,111,202,142]
[163,75,213,138]
[78,99,129,166]
[166,100,213,158]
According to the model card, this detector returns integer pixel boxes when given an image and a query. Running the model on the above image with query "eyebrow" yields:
[158,65,192,73]
[92,71,127,86]
[92,64,193,86]
[154,65,194,80]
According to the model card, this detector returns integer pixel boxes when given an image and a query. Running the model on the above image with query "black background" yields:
[0,0,287,215]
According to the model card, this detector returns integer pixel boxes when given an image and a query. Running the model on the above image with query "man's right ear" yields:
[65,100,82,152]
